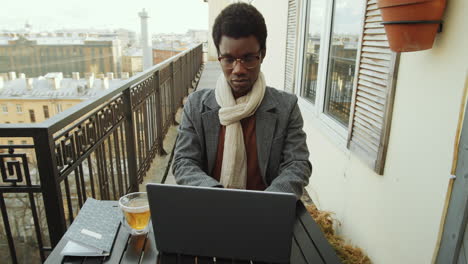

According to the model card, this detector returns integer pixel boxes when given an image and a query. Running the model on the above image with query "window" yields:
[1,104,7,113]
[301,0,326,104]
[300,0,364,128]
[29,109,36,123]
[8,140,14,145]
[56,104,63,113]
[43,105,50,118]
[295,0,400,174]
[21,140,27,145]
[16,104,23,113]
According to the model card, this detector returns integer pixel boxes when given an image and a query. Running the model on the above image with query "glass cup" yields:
[118,192,150,235]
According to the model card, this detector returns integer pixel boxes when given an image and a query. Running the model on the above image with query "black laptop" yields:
[146,183,296,263]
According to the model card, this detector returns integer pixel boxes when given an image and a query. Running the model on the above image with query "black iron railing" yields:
[0,44,203,264]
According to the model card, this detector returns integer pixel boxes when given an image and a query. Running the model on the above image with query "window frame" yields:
[29,109,36,123]
[43,105,50,119]
[1,104,8,113]
[16,104,23,113]
[56,104,63,113]
[295,0,365,143]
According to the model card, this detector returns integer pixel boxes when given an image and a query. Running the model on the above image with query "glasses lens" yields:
[243,56,259,69]
[221,58,235,69]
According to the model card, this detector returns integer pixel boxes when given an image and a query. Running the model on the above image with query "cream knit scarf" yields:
[215,72,266,189]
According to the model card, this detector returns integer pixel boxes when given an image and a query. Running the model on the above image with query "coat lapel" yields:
[255,88,278,182]
[201,92,220,174]
[200,88,278,180]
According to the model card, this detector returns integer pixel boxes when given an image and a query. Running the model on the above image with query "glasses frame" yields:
[217,50,263,70]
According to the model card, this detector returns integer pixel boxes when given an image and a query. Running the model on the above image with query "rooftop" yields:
[0,31,121,46]
[0,73,127,99]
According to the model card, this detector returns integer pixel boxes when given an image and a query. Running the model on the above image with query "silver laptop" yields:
[146,183,296,263]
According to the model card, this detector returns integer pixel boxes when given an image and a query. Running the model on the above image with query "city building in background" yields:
[0,28,123,78]
[152,30,207,64]
[152,44,181,65]
[115,28,137,48]
[122,47,143,75]
[0,70,127,144]
[186,29,208,43]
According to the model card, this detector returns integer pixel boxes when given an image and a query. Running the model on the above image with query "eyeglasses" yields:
[217,51,262,70]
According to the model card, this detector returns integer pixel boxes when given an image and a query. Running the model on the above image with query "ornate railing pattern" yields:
[0,44,203,263]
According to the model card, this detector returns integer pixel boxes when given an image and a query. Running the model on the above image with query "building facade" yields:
[0,31,123,78]
[152,48,181,65]
[122,48,143,74]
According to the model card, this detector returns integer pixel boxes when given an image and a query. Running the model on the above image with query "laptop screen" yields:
[146,183,296,263]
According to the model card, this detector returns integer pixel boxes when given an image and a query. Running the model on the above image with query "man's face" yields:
[218,35,263,98]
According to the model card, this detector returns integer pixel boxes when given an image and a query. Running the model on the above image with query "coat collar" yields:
[202,89,220,111]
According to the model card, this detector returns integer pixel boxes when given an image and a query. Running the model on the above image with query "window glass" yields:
[29,109,36,123]
[323,0,364,126]
[16,104,23,113]
[43,105,50,119]
[1,104,8,113]
[301,0,327,104]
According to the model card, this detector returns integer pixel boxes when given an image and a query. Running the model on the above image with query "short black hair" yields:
[212,3,267,55]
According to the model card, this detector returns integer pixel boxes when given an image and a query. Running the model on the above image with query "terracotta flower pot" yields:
[377,0,447,52]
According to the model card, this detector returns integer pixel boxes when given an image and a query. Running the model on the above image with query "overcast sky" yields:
[1,0,208,34]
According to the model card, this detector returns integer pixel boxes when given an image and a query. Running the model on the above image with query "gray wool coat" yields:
[172,86,312,199]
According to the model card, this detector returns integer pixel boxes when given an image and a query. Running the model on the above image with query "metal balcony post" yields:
[33,128,66,247]
[122,88,139,192]
[153,71,166,155]
[171,62,178,126]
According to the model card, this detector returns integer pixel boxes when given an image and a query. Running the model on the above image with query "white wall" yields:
[296,0,468,263]
[207,0,230,61]
[253,1,288,90]
[206,0,467,261]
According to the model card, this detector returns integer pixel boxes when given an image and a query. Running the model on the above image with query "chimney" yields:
[139,9,152,70]
[85,73,95,88]
[19,73,26,79]
[48,77,61,90]
[26,78,34,90]
[121,72,129,79]
[101,77,109,90]
[0,73,8,82]
[106,72,114,80]
[72,72,80,80]
[45,72,63,90]
[8,72,16,80]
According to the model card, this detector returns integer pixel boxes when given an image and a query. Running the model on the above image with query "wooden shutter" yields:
[347,0,400,175]
[284,0,298,93]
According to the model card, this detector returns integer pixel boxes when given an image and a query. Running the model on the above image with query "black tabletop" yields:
[45,202,342,264]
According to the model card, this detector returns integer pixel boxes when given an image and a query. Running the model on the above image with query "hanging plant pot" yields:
[377,0,447,52]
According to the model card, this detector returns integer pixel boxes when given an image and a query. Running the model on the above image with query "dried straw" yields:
[305,204,372,264]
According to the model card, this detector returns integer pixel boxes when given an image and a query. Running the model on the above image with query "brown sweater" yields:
[212,115,266,190]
